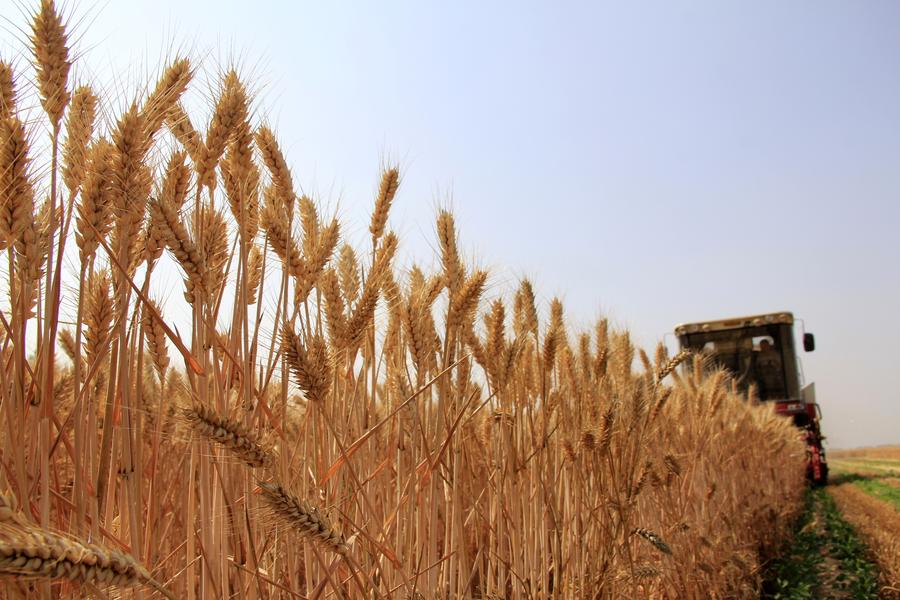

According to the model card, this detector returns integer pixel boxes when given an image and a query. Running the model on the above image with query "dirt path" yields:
[811,509,853,600]
[762,487,879,599]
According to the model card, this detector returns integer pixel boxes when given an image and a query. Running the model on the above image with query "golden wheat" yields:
[0,4,810,598]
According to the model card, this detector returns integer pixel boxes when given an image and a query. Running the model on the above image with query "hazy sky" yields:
[2,1,898,448]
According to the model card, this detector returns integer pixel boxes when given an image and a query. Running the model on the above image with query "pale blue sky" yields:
[2,1,898,448]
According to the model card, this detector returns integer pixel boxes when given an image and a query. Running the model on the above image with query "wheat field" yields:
[827,446,900,595]
[0,2,808,598]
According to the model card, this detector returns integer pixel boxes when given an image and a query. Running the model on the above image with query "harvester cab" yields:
[674,312,828,485]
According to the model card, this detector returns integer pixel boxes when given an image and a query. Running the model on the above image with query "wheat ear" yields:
[141,57,192,138]
[0,62,14,120]
[255,126,294,208]
[436,210,462,293]
[246,244,263,305]
[30,0,71,128]
[282,327,331,403]
[0,116,36,253]
[184,404,270,468]
[83,269,113,373]
[197,70,246,190]
[61,86,98,195]
[319,269,347,348]
[448,270,487,330]
[222,116,260,243]
[74,140,114,262]
[0,494,175,599]
[142,298,170,376]
[337,244,361,304]
[192,203,229,297]
[295,217,339,304]
[257,482,348,555]
[261,187,303,276]
[148,197,204,303]
[633,528,672,555]
[343,231,398,348]
[513,278,539,339]
[656,349,690,384]
[369,166,399,244]
[165,103,203,163]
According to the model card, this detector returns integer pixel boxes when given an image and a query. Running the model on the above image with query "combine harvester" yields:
[674,312,828,485]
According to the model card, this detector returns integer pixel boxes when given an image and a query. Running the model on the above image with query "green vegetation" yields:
[853,478,900,511]
[830,468,900,510]
[763,487,880,600]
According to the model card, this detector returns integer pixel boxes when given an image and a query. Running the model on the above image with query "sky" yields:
[1,1,898,448]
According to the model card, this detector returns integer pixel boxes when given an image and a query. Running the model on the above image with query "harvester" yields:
[674,312,828,485]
